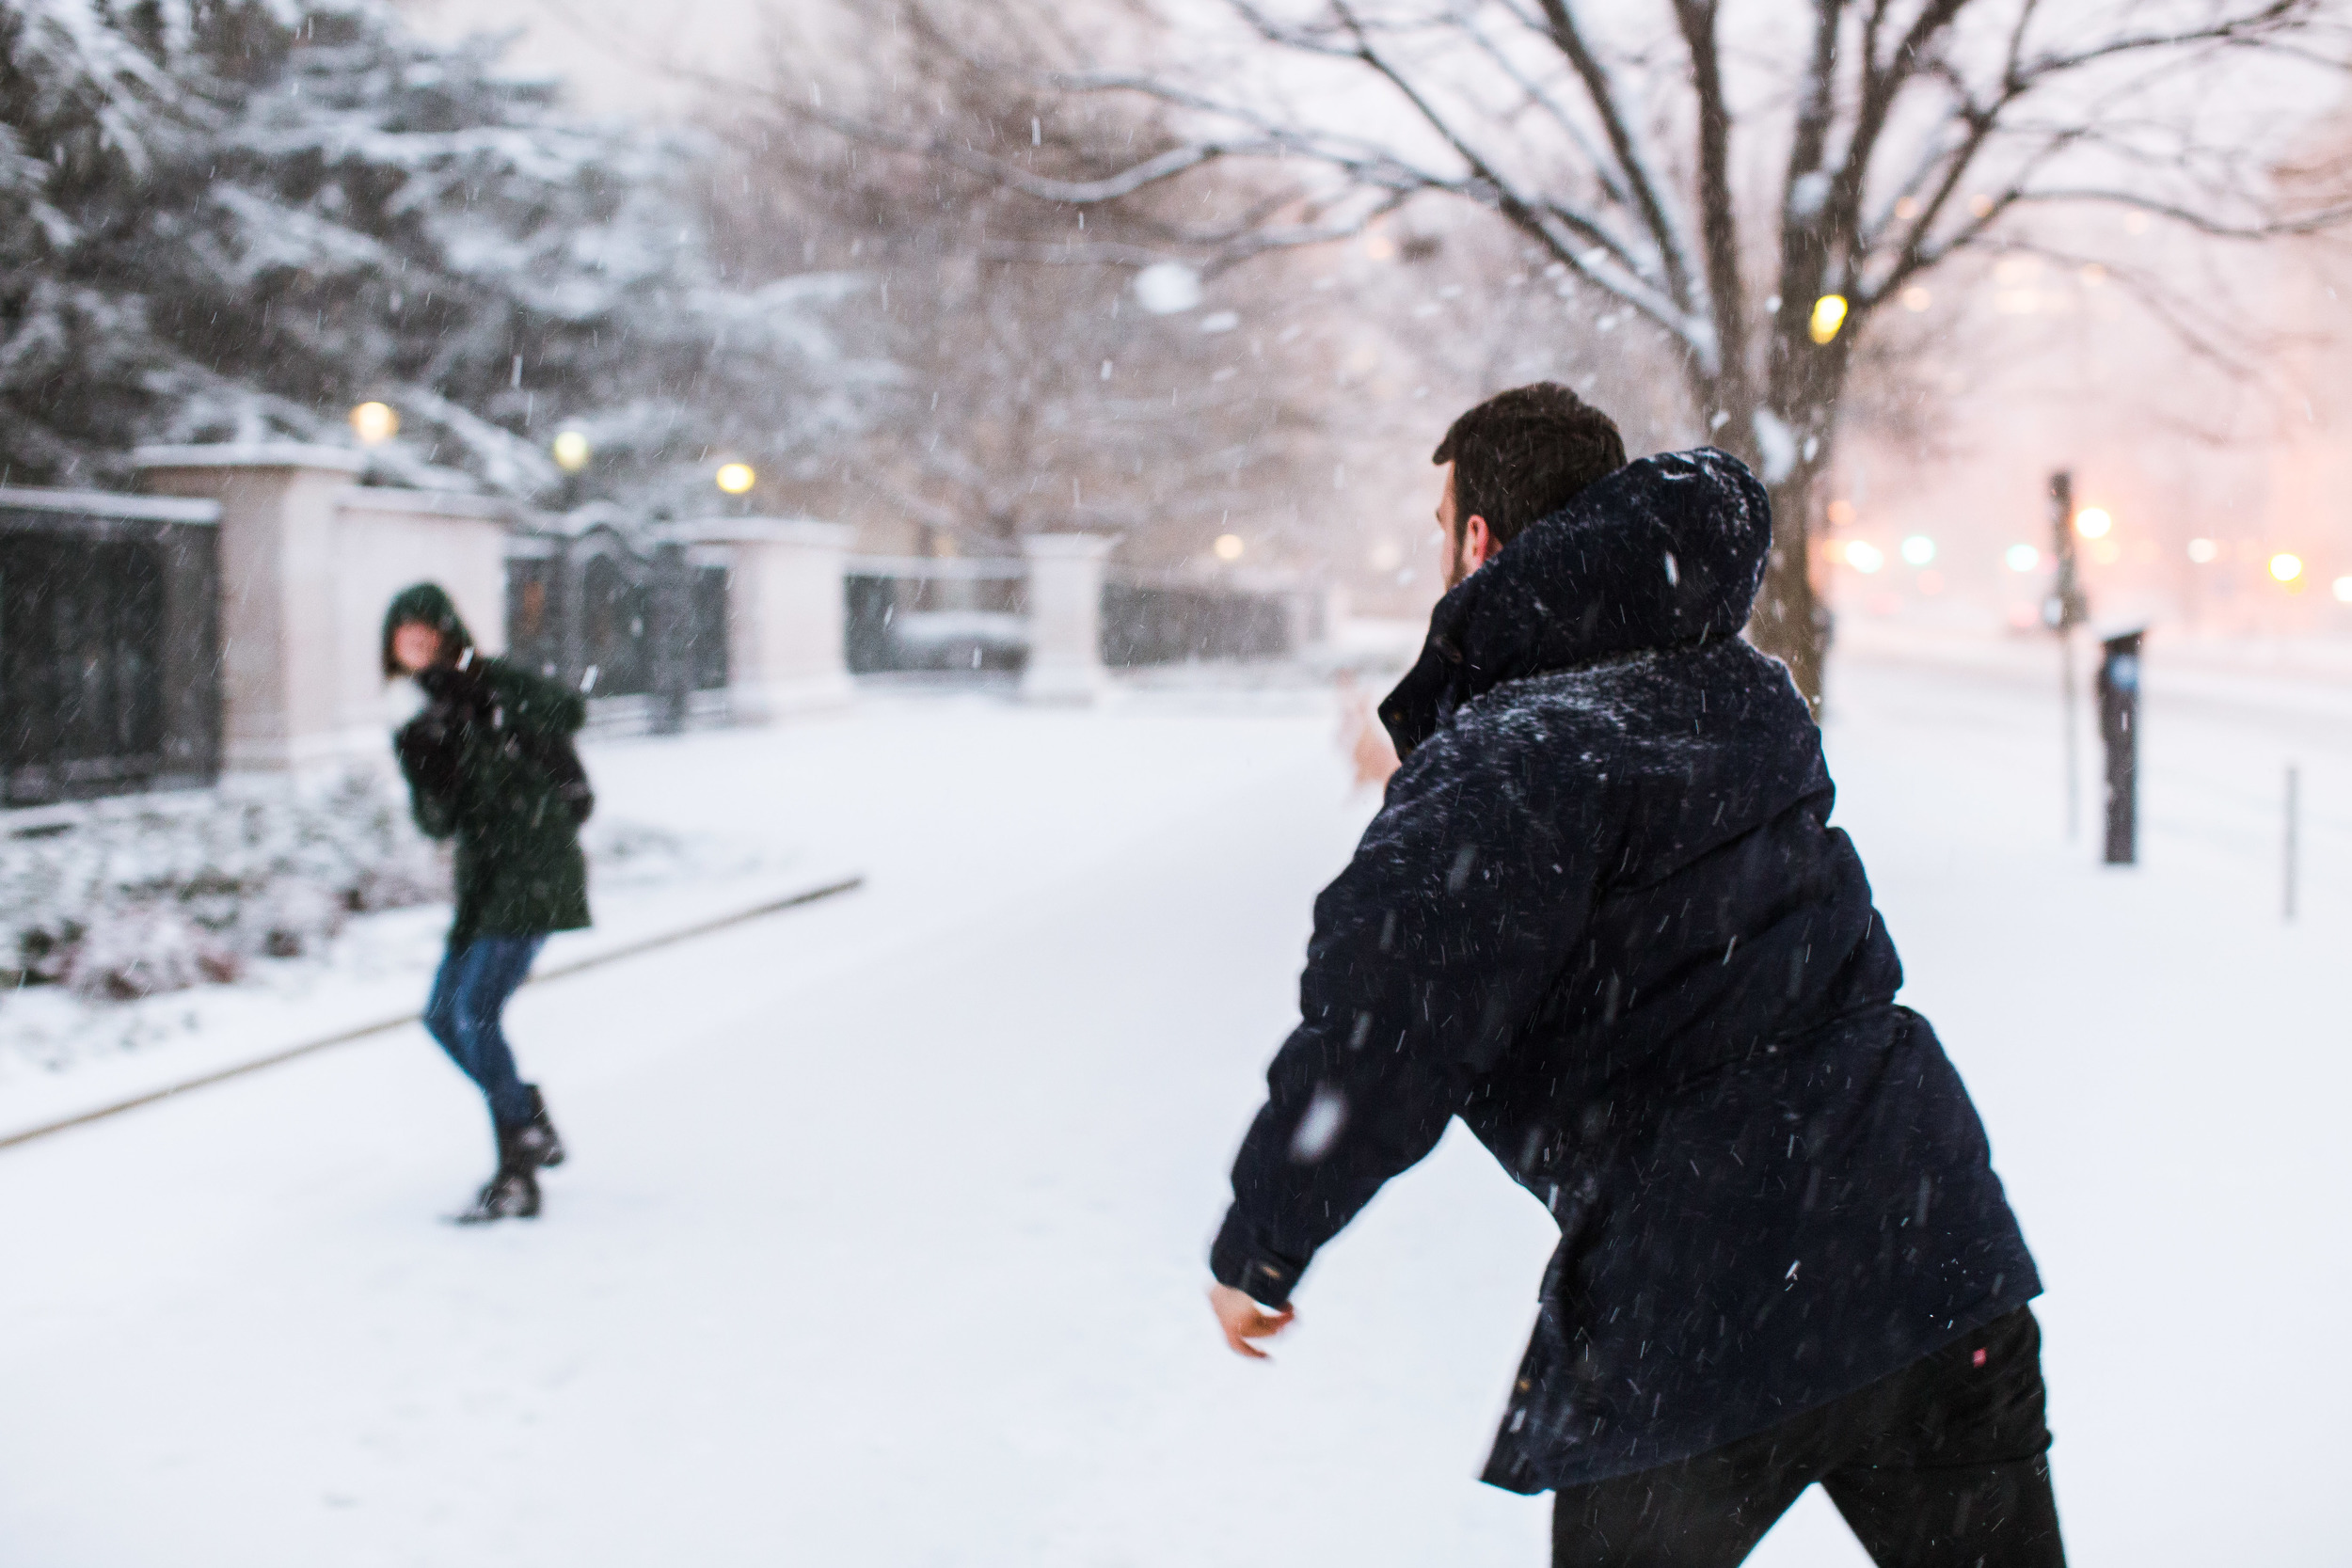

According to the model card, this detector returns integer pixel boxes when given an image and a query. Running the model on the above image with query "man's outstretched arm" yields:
[1208,720,1608,1351]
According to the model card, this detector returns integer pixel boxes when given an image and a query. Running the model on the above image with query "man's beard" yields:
[1442,528,1471,591]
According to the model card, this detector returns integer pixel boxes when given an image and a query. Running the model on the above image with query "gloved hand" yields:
[415,659,496,722]
[395,707,465,802]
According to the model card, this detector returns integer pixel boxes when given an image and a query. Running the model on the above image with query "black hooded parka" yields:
[1210,449,2040,1493]
[384,583,593,947]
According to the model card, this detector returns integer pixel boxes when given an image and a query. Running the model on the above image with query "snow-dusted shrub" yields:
[0,768,740,1008]
[64,905,242,1001]
[0,769,451,998]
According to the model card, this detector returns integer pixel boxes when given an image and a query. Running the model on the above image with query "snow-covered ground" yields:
[0,653,2344,1566]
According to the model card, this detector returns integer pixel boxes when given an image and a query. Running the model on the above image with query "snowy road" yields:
[2,657,2346,1566]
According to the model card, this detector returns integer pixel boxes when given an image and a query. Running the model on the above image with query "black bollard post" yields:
[2096,627,2144,865]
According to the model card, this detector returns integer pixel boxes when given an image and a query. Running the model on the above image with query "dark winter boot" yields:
[452,1158,540,1224]
[516,1085,565,1169]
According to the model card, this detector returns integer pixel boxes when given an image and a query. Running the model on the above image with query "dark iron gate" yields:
[0,490,220,805]
[844,555,1029,675]
[1100,575,1295,665]
[505,513,728,732]
[842,556,1303,677]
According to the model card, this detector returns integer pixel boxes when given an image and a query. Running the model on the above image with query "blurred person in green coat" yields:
[384,583,592,1223]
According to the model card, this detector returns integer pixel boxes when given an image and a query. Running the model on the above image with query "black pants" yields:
[1553,1308,2063,1567]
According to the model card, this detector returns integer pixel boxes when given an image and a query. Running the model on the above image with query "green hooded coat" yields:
[384,583,592,945]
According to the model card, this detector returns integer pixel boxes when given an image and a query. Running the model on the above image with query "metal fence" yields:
[506,516,728,731]
[1101,573,1298,666]
[0,489,219,805]
[846,555,1304,675]
[845,556,1030,675]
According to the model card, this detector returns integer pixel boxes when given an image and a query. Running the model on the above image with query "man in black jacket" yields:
[1208,386,2062,1566]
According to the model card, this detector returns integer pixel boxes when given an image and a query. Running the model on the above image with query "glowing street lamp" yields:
[349,401,399,444]
[715,462,756,496]
[1808,293,1849,344]
[2005,544,2041,573]
[2269,552,2304,584]
[2074,507,2113,539]
[1900,534,1936,566]
[551,430,592,473]
[2187,538,2219,563]
[1842,540,1884,573]
[1214,532,1246,562]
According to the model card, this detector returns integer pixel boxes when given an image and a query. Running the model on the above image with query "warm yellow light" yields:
[1808,294,1849,344]
[1900,285,1931,312]
[2187,538,2219,563]
[349,401,399,444]
[2269,552,2303,583]
[1213,532,1246,562]
[1825,498,1856,526]
[2074,507,2112,539]
[551,430,592,473]
[1843,540,1884,574]
[715,462,756,496]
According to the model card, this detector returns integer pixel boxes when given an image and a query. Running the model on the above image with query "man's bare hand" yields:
[1210,1282,1295,1359]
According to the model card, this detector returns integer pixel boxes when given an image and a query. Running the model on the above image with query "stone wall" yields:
[135,446,515,778]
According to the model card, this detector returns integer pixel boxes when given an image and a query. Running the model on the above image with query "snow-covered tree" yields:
[798,0,2352,704]
[0,0,884,508]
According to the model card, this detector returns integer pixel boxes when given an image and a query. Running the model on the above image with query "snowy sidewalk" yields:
[0,669,2345,1565]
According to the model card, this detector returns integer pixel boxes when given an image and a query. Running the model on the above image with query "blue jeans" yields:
[422,935,548,1132]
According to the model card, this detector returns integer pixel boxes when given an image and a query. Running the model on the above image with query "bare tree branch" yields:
[1531,0,1698,306]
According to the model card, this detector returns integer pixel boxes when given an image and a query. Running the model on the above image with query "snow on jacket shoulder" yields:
[1210,449,2040,1492]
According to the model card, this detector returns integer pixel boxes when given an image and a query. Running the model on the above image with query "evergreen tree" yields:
[1,0,882,506]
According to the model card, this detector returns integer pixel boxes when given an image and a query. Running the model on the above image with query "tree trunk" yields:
[1746,304,1846,716]
[1749,472,1829,715]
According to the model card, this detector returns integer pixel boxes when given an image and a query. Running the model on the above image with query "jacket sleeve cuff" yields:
[1209,1211,1305,1308]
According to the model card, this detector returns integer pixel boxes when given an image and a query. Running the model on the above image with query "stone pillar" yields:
[1021,533,1117,704]
[1322,583,1352,646]
[673,517,854,721]
[327,485,513,753]
[135,443,367,776]
[1281,587,1322,656]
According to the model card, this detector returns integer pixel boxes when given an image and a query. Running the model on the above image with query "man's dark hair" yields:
[1433,383,1627,546]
